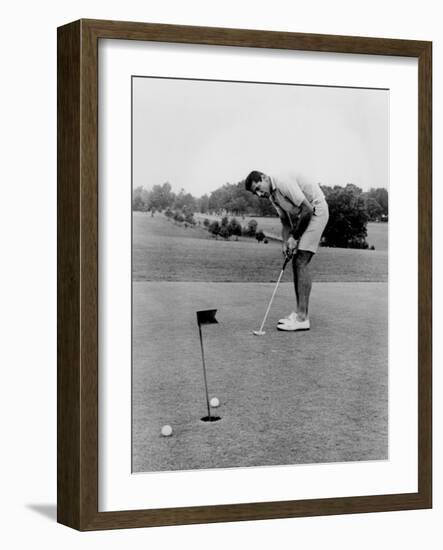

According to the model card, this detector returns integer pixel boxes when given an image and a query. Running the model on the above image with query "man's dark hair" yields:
[244,170,264,192]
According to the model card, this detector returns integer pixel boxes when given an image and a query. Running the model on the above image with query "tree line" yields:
[132,181,276,217]
[133,181,388,249]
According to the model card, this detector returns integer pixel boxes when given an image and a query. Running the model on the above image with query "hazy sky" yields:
[133,77,389,197]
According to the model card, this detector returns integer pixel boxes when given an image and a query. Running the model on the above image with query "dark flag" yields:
[196,309,219,420]
[196,309,218,326]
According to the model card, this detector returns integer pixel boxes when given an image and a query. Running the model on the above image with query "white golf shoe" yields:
[278,311,298,324]
[277,317,310,331]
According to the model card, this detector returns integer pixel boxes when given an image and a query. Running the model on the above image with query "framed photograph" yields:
[57,19,432,530]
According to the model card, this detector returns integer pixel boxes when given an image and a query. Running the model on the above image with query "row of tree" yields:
[203,216,267,242]
[132,181,275,217]
[165,208,269,243]
[133,181,388,249]
[134,181,388,221]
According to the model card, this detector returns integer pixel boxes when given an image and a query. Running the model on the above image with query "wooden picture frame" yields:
[57,19,432,530]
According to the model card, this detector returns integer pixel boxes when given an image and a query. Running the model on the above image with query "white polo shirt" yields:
[269,173,329,252]
[271,173,325,209]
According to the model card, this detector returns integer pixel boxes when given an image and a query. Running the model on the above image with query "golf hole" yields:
[200,415,221,422]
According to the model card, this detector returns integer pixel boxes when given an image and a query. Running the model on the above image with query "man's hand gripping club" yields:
[282,235,298,260]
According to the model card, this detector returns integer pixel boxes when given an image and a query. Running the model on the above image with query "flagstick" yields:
[198,323,211,418]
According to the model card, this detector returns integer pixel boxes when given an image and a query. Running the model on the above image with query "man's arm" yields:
[291,199,313,240]
[280,214,300,258]
[272,203,292,241]
[280,216,292,242]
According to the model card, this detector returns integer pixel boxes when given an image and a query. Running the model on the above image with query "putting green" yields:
[132,281,388,472]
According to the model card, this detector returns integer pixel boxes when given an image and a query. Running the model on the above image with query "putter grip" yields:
[283,256,291,270]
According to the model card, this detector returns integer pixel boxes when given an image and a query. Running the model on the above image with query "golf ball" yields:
[210,397,220,408]
[161,425,173,437]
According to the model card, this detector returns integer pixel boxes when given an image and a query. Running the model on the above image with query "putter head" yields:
[253,330,266,336]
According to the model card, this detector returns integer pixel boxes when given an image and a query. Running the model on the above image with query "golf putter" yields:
[253,255,291,336]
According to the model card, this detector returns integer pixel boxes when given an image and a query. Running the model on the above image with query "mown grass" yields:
[132,213,388,472]
[133,212,388,282]
[132,281,388,472]
[366,222,388,251]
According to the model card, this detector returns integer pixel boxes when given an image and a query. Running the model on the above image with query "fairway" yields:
[366,222,389,251]
[133,213,388,282]
[133,281,388,472]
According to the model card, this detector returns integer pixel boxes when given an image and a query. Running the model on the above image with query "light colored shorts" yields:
[298,199,329,254]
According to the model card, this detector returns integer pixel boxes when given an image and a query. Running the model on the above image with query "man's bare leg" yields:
[292,250,314,321]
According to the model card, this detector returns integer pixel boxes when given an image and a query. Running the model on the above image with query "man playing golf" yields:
[245,171,329,331]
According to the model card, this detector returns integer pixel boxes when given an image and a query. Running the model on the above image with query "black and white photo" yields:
[131,76,389,473]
